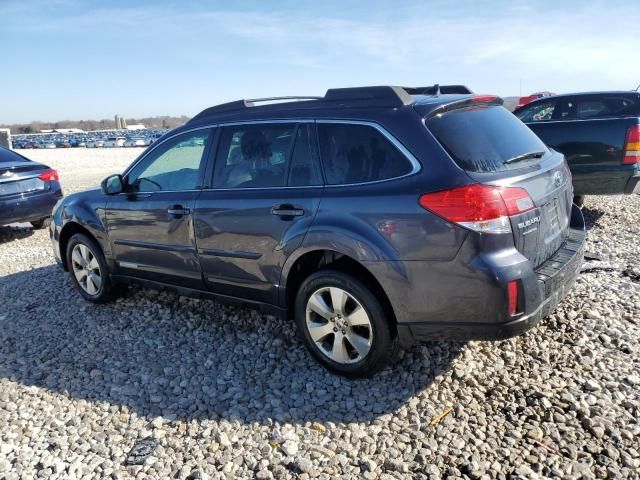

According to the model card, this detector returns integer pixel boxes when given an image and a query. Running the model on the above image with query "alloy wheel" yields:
[71,243,102,295]
[305,286,373,364]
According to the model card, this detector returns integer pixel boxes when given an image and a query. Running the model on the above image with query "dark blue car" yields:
[0,146,62,229]
[50,86,585,376]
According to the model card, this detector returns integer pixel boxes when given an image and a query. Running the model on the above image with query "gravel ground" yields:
[1,149,639,479]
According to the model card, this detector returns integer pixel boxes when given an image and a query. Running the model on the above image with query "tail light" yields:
[418,184,535,234]
[38,169,59,182]
[508,280,519,316]
[623,125,640,164]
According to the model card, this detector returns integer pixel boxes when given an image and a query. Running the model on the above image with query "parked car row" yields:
[11,129,167,150]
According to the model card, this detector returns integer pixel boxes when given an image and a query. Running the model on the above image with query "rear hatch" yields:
[0,148,51,198]
[421,97,573,267]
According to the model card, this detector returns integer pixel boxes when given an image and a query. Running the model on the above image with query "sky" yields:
[1,0,639,124]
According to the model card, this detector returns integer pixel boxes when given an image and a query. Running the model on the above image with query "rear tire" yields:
[30,217,50,229]
[66,233,119,303]
[294,270,397,378]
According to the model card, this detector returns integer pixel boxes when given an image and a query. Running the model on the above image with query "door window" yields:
[127,130,210,192]
[317,123,413,184]
[213,124,297,188]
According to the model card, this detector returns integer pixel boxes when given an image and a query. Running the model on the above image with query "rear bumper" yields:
[0,189,61,226]
[394,204,586,346]
[624,175,640,194]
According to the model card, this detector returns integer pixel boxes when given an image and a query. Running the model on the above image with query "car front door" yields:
[193,122,323,304]
[106,128,213,288]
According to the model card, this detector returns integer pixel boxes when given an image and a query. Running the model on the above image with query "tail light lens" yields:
[38,169,59,182]
[418,184,535,234]
[623,125,640,164]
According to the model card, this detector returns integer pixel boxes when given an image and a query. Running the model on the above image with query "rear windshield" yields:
[425,106,549,172]
[0,147,29,164]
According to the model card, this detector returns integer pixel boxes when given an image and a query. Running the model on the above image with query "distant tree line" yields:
[0,115,191,133]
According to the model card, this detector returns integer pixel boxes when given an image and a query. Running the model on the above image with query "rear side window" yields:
[317,123,413,184]
[426,106,549,172]
[0,147,29,164]
[576,97,636,119]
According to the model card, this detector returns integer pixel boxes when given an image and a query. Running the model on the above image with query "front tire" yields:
[295,270,396,377]
[66,233,118,303]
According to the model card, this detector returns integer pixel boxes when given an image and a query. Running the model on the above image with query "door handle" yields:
[168,206,191,217]
[271,204,304,217]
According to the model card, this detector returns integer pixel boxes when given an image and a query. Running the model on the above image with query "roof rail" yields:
[190,84,474,122]
[246,96,323,103]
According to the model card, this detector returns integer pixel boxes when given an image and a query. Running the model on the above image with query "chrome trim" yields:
[118,261,140,269]
[217,119,315,127]
[122,118,423,193]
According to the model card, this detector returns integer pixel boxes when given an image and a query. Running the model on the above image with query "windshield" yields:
[425,106,549,172]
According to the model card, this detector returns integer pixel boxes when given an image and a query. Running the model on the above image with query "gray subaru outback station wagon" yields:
[51,85,585,376]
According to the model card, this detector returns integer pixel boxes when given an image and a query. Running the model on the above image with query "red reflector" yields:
[623,125,640,164]
[472,95,498,103]
[418,184,534,223]
[508,280,518,316]
[38,169,59,182]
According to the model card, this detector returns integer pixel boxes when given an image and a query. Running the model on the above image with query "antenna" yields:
[636,83,640,91]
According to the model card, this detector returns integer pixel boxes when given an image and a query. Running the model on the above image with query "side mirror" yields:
[101,174,124,195]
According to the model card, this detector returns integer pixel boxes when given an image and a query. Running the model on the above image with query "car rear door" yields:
[193,122,323,304]
[106,128,213,288]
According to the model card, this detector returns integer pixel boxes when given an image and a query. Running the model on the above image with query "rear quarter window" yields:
[317,123,414,184]
[426,106,549,173]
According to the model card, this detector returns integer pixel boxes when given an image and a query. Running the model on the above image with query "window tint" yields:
[576,97,635,119]
[318,123,413,185]
[213,124,295,188]
[288,125,322,186]
[516,101,556,122]
[127,130,210,192]
[0,146,29,164]
[426,105,549,173]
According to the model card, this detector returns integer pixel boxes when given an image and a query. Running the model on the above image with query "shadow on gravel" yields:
[0,265,463,424]
[0,225,34,244]
[581,205,605,231]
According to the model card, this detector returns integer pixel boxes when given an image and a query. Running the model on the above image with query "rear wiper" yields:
[504,151,545,164]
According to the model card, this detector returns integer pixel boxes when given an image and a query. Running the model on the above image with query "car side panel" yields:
[525,116,640,195]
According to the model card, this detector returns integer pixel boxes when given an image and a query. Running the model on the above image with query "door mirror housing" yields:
[101,174,124,195]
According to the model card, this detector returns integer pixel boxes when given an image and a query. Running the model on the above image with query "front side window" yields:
[213,124,296,188]
[317,123,413,185]
[127,130,210,192]
[516,101,557,122]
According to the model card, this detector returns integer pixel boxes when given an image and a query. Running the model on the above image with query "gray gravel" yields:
[1,150,639,479]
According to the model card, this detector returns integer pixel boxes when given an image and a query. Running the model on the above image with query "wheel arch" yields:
[282,249,398,336]
[58,222,102,271]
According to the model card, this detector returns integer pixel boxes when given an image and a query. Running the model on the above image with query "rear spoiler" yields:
[424,95,504,119]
